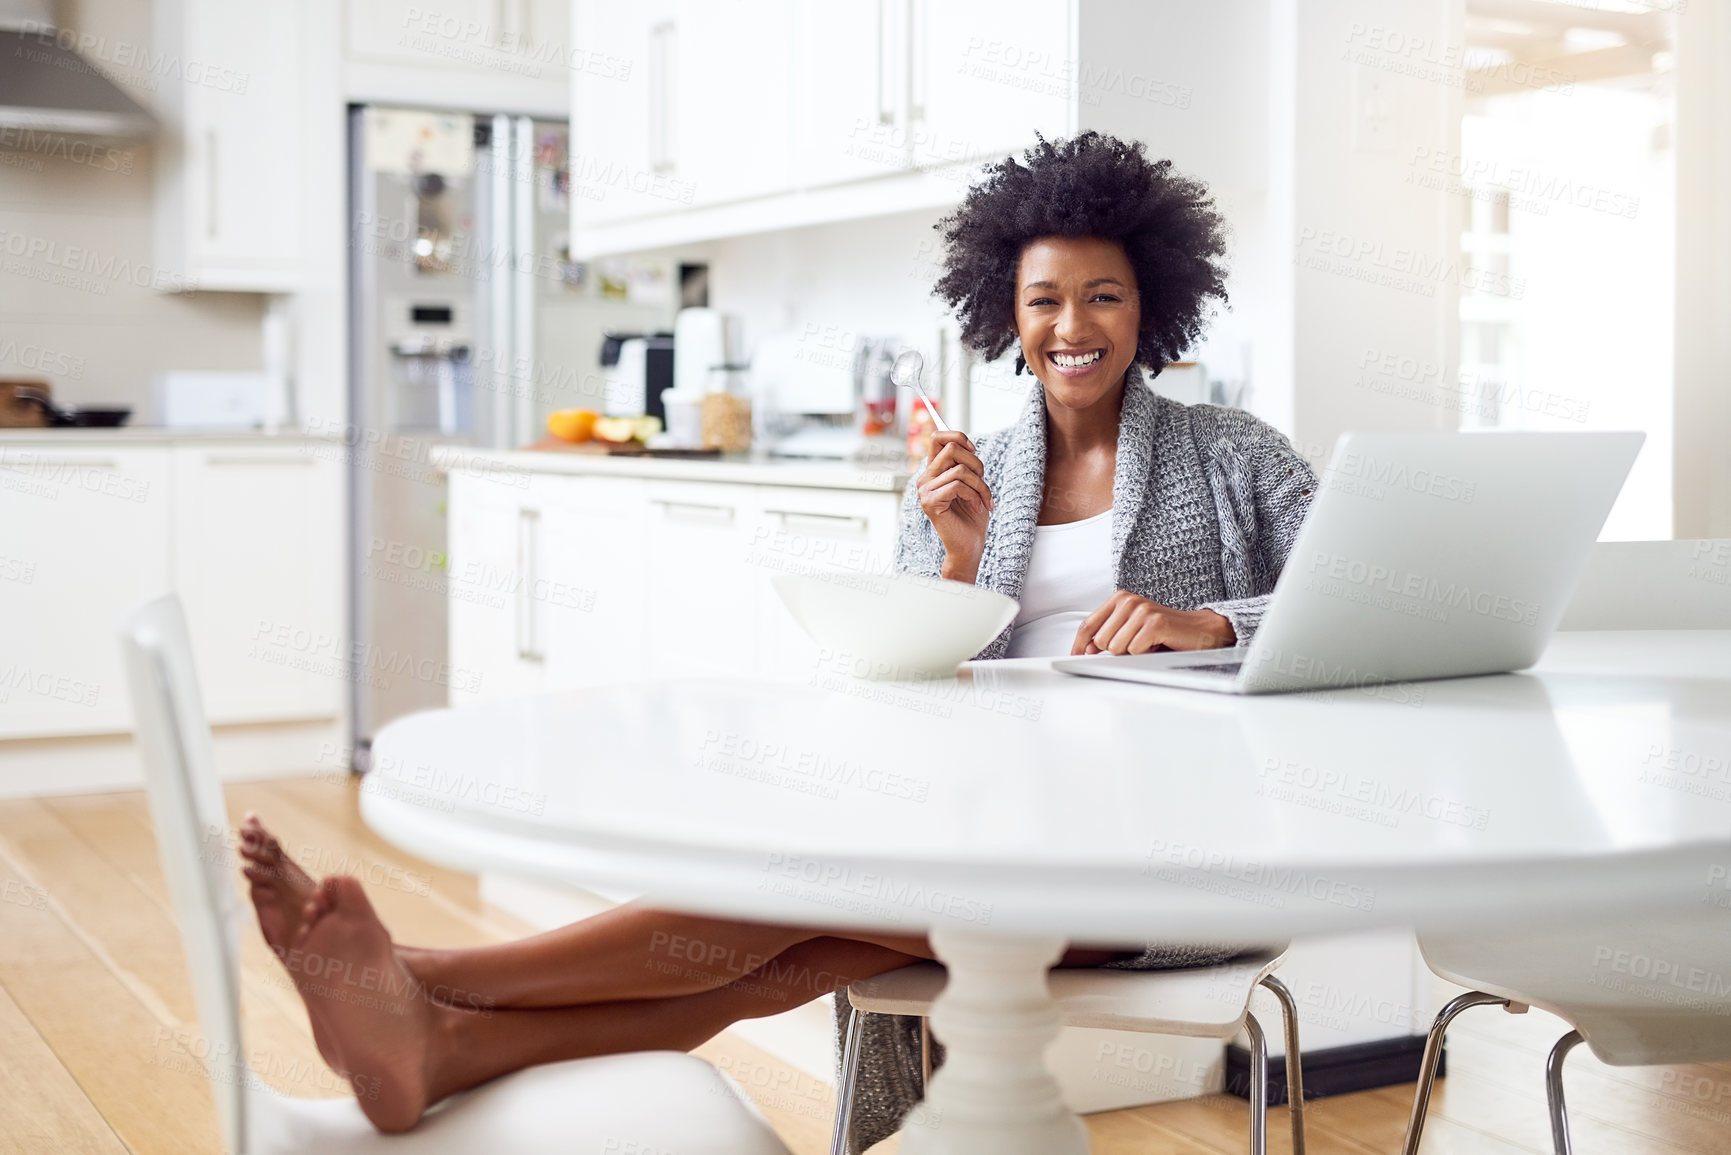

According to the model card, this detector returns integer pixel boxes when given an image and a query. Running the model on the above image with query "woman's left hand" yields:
[1072,591,1237,656]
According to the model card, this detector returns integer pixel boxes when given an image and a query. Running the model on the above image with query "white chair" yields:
[1402,916,1731,1155]
[831,948,1306,1155]
[118,594,793,1155]
[1401,540,1731,1154]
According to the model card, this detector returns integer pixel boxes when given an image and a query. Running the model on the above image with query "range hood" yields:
[0,0,154,137]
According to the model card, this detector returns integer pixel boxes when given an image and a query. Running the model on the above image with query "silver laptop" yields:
[1052,430,1643,694]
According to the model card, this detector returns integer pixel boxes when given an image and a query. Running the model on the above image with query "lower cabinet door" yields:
[446,473,547,704]
[641,480,761,680]
[172,446,343,723]
[540,477,651,689]
[0,446,171,738]
[747,486,902,679]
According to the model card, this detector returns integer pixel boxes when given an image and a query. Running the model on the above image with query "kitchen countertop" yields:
[0,427,339,444]
[433,443,913,493]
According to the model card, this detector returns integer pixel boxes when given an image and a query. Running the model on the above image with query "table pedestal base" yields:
[899,929,1088,1155]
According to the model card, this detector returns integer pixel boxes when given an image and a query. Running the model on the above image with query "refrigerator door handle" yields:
[511,115,536,448]
[489,113,516,451]
[516,507,543,662]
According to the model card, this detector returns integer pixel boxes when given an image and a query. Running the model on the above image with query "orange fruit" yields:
[547,408,599,442]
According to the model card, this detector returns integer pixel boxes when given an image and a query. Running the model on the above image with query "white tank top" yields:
[1004,507,1116,659]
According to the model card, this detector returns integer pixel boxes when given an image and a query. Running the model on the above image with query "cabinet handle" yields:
[653,498,734,523]
[650,21,676,175]
[876,0,894,126]
[206,129,218,240]
[765,510,869,534]
[907,0,926,123]
[515,508,543,662]
[204,453,315,466]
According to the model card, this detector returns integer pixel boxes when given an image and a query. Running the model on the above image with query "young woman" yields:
[240,131,1315,1146]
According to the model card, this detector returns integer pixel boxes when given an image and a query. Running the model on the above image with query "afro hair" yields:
[932,131,1229,379]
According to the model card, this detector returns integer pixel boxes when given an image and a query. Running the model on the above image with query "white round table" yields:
[363,631,1731,1153]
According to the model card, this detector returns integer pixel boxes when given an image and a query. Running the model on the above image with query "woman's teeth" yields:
[1052,350,1103,368]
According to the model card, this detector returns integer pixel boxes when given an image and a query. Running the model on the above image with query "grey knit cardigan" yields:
[833,380,1319,1153]
[895,377,1317,654]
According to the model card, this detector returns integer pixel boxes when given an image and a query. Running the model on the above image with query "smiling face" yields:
[1014,235,1142,415]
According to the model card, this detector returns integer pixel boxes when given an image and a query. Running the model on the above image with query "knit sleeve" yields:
[1192,406,1318,643]
[892,465,945,579]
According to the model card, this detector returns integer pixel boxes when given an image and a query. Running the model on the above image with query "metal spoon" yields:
[891,349,951,433]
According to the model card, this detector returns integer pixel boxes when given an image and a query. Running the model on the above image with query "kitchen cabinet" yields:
[0,438,346,741]
[153,0,307,291]
[170,446,343,724]
[448,472,655,700]
[642,479,763,679]
[919,0,1074,166]
[747,486,901,677]
[447,473,551,704]
[540,476,651,688]
[569,0,669,229]
[792,1,907,188]
[0,447,171,739]
[570,0,1075,253]
[796,0,1073,185]
[446,461,904,694]
[671,0,795,208]
[571,0,793,228]
[345,0,572,114]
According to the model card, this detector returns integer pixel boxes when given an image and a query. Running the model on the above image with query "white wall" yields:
[1288,0,1463,461]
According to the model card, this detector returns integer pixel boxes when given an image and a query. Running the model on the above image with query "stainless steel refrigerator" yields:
[345,104,668,766]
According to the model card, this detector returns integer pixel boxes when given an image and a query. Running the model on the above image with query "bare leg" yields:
[244,814,924,1005]
[282,874,922,1133]
[403,914,1126,1007]
[243,814,1127,1013]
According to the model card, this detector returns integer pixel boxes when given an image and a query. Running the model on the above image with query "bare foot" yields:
[283,875,449,1133]
[238,814,317,961]
[239,816,467,1025]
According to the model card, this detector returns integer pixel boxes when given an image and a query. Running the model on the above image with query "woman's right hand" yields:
[917,430,993,583]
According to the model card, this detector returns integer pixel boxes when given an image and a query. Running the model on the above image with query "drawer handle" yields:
[653,499,734,523]
[766,510,869,533]
[205,454,315,466]
[516,508,543,662]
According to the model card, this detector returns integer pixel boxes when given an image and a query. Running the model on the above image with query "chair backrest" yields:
[117,595,247,1154]
[1558,539,1731,629]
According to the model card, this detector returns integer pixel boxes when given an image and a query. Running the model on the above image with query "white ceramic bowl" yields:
[771,571,1019,680]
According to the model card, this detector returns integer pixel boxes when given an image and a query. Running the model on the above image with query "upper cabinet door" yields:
[793,0,910,189]
[154,0,305,290]
[572,0,793,228]
[673,0,795,208]
[571,0,673,229]
[914,0,1074,170]
[346,0,574,90]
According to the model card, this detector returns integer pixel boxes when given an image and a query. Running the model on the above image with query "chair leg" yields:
[1259,975,1306,1155]
[1545,1030,1584,1155]
[1244,1010,1269,1155]
[829,1003,865,1155]
[1400,991,1513,1155]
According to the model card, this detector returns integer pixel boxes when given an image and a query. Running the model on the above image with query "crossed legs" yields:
[238,814,1122,1133]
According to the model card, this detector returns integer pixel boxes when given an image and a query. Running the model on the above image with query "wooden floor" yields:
[1,776,1726,1154]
